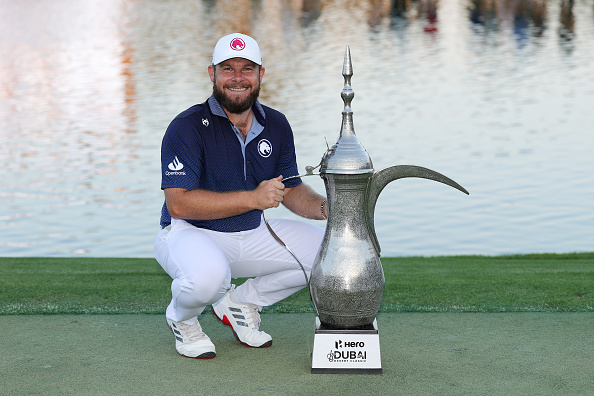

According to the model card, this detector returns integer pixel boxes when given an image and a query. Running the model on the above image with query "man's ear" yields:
[208,64,215,82]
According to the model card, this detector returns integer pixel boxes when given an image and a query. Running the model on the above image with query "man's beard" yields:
[213,82,260,114]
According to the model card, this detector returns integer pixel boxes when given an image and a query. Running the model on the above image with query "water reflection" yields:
[1,0,593,257]
[301,0,322,26]
[558,0,576,53]
[468,0,579,51]
[469,0,549,44]
[384,0,439,32]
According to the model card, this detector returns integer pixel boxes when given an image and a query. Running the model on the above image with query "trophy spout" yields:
[366,165,469,255]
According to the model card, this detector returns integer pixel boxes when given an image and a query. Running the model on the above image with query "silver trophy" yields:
[310,47,468,373]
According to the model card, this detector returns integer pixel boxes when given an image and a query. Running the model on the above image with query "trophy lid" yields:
[320,46,374,174]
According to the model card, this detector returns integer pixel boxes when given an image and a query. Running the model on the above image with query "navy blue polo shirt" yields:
[159,95,301,231]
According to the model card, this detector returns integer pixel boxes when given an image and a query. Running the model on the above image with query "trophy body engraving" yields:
[310,46,468,330]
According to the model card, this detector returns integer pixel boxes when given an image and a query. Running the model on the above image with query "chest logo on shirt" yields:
[202,118,209,127]
[258,139,272,158]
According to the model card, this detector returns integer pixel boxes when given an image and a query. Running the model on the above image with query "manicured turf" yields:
[1,253,592,315]
[2,313,593,394]
[1,255,592,394]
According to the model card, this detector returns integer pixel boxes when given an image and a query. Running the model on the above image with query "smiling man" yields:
[155,33,328,359]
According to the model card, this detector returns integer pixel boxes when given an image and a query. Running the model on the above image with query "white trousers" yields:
[154,217,325,322]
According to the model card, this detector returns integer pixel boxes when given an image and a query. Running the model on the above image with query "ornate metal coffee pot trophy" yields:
[309,46,468,374]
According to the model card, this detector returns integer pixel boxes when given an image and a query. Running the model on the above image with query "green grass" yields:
[0,253,592,315]
[0,258,170,315]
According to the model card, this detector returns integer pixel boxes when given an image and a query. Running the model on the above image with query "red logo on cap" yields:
[230,38,245,51]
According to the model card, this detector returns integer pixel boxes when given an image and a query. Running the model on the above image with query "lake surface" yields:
[1,0,593,257]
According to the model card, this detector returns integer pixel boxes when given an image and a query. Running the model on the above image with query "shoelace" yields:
[225,284,262,330]
[242,304,261,329]
[177,322,208,341]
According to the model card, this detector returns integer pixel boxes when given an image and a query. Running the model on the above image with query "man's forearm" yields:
[164,177,286,221]
[283,183,327,220]
[165,188,256,221]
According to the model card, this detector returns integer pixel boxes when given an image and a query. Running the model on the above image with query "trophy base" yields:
[311,317,382,374]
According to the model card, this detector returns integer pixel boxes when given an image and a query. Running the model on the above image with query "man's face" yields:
[208,58,265,114]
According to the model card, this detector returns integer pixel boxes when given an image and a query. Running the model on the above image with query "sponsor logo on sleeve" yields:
[166,156,186,175]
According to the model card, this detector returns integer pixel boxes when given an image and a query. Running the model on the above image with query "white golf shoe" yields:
[167,318,216,359]
[211,285,272,348]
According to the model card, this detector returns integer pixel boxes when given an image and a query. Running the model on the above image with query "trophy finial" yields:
[319,46,374,174]
[341,45,354,112]
[342,45,353,79]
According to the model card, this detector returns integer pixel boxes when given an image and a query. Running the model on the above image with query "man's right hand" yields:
[253,176,285,210]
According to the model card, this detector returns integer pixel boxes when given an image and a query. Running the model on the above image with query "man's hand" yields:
[254,176,285,210]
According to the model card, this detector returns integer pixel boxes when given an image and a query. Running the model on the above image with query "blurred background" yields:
[1,0,593,257]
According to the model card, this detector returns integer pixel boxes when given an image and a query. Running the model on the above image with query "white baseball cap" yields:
[212,33,262,66]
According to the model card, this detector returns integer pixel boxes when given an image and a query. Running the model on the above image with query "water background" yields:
[1,0,593,257]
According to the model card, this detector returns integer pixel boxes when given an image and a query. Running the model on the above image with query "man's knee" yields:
[175,269,230,307]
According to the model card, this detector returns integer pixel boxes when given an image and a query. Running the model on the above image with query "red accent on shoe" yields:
[211,305,272,348]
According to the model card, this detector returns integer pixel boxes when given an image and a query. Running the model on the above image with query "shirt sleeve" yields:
[161,118,202,190]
